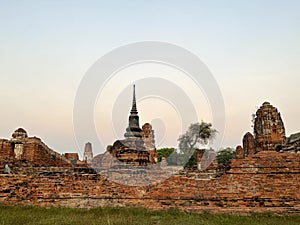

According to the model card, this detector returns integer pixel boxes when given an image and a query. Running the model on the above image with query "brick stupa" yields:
[236,102,286,158]
[107,85,151,166]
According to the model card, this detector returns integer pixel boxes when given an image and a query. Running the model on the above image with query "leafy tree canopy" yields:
[178,122,217,155]
[157,148,175,162]
[162,122,217,166]
[177,121,217,165]
[216,147,236,165]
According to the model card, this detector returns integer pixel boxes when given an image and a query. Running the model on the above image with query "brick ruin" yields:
[83,142,93,164]
[142,123,158,164]
[284,132,300,152]
[0,128,84,168]
[254,102,286,152]
[236,101,296,158]
[0,101,300,214]
[92,85,157,167]
[181,149,219,179]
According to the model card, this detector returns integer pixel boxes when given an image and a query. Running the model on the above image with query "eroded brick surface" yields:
[254,102,285,152]
[1,102,300,214]
[0,150,300,214]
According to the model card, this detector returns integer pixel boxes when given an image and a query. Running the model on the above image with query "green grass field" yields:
[0,205,300,225]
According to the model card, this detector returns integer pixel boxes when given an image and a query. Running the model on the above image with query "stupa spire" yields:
[124,85,142,138]
[131,84,137,113]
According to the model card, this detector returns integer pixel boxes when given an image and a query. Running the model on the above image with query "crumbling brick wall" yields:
[0,139,13,159]
[0,151,299,214]
[0,137,71,168]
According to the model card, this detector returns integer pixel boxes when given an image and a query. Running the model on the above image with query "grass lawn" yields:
[0,205,300,225]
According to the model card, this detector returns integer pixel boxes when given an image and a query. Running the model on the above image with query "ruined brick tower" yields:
[254,102,285,152]
[242,132,255,157]
[142,123,155,150]
[236,102,286,158]
[83,142,93,164]
[142,123,157,163]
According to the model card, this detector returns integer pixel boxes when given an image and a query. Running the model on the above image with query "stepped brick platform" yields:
[0,151,300,214]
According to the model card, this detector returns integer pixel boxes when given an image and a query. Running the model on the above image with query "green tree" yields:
[157,148,175,162]
[216,147,235,166]
[171,121,217,166]
[184,151,197,169]
[157,122,217,166]
[178,122,217,160]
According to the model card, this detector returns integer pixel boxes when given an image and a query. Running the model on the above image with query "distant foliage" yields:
[158,122,217,166]
[157,148,175,162]
[217,147,236,166]
[177,122,217,166]
[178,122,217,155]
[184,151,197,169]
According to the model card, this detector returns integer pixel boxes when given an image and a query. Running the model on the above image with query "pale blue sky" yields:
[0,0,299,155]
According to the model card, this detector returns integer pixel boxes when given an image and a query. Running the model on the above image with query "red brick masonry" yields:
[0,151,299,214]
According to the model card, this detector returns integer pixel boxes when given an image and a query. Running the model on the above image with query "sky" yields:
[0,0,299,157]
